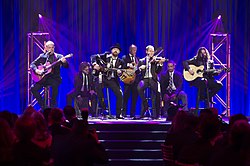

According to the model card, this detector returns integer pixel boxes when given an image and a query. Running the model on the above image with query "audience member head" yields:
[14,116,36,141]
[63,105,76,121]
[72,119,88,135]
[0,118,15,147]
[229,120,250,150]
[229,114,248,128]
[31,112,48,132]
[0,110,17,128]
[171,111,189,132]
[23,105,37,117]
[49,108,64,124]
[81,108,89,121]
[43,107,52,124]
[198,112,220,140]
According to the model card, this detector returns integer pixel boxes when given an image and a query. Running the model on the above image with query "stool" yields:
[43,86,51,108]
[96,87,111,117]
[195,83,210,114]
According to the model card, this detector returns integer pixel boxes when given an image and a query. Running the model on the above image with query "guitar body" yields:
[31,62,52,83]
[30,53,73,83]
[119,68,136,84]
[183,65,204,81]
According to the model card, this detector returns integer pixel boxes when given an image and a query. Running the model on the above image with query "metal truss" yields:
[209,33,231,116]
[27,32,50,106]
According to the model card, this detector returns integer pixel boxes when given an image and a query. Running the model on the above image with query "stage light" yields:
[38,14,42,18]
[217,15,221,20]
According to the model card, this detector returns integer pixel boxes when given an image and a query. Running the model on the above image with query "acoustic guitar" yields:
[31,53,73,83]
[105,67,136,84]
[183,64,230,81]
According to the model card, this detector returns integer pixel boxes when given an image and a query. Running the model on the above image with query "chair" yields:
[161,144,175,166]
[96,87,111,117]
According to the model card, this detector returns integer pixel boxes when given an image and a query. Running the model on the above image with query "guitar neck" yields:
[45,54,72,70]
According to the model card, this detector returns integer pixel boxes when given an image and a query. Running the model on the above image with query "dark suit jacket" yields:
[138,56,162,82]
[74,72,95,96]
[122,54,141,84]
[30,52,69,83]
[160,70,183,96]
[91,53,124,82]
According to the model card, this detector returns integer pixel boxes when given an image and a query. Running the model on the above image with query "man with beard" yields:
[92,44,124,119]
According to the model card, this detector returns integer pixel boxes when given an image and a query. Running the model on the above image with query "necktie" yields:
[131,56,134,62]
[168,72,173,94]
[85,74,88,91]
[81,74,88,91]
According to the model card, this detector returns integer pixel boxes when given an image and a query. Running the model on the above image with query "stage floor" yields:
[87,116,230,125]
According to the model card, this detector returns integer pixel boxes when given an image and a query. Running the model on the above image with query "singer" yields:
[30,41,69,110]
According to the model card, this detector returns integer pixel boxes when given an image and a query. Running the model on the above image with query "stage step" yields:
[89,121,170,166]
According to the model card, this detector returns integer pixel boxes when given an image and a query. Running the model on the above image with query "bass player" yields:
[30,41,69,110]
[182,47,223,104]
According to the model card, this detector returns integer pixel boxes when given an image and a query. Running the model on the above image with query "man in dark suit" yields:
[121,44,141,119]
[66,62,97,117]
[137,45,165,119]
[30,41,69,109]
[160,60,188,113]
[91,44,124,119]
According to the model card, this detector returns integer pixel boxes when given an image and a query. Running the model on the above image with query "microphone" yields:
[45,51,51,56]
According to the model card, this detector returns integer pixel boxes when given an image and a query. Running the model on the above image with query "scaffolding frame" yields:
[27,32,50,106]
[209,33,231,116]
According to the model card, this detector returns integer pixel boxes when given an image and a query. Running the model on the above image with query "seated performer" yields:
[122,44,141,119]
[66,62,97,117]
[91,43,124,119]
[30,41,69,109]
[160,60,188,114]
[183,47,223,104]
[137,45,165,119]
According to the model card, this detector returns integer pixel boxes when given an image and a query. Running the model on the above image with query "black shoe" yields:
[107,115,115,119]
[138,116,145,120]
[131,116,137,120]
[116,116,125,119]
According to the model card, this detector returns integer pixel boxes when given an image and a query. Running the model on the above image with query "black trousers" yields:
[122,81,139,117]
[191,77,223,100]
[96,78,123,117]
[137,78,160,118]
[66,89,97,116]
[31,77,60,109]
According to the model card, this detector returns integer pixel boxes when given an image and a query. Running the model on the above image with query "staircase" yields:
[89,120,171,166]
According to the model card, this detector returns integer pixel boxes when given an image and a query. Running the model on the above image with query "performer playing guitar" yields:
[91,43,124,119]
[183,47,223,104]
[30,41,69,109]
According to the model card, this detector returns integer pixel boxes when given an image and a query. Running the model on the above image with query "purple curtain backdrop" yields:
[0,0,249,115]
